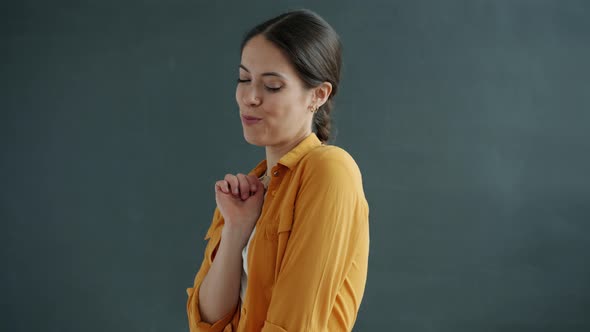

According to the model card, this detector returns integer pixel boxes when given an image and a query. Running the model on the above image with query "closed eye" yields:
[237,79,282,92]
[265,86,282,92]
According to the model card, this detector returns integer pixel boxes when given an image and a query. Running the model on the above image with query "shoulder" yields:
[299,144,364,188]
[302,144,362,174]
[305,144,356,163]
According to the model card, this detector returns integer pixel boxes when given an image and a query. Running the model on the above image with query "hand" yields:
[215,173,265,247]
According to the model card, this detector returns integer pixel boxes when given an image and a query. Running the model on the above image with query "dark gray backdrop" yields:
[2,1,589,331]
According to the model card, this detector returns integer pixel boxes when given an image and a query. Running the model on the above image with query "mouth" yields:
[241,114,262,125]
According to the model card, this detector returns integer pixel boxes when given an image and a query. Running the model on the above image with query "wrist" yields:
[221,225,250,249]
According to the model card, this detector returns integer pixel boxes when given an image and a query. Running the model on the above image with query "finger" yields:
[236,173,251,200]
[215,180,230,194]
[247,174,260,193]
[252,176,265,198]
[224,174,240,196]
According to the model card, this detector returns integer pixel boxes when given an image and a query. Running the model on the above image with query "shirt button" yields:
[273,170,279,177]
[271,190,277,196]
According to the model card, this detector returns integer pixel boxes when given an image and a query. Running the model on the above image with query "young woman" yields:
[186,9,369,332]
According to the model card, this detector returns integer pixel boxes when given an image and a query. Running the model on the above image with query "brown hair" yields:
[240,9,342,143]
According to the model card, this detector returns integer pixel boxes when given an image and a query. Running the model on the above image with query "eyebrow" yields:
[239,64,287,79]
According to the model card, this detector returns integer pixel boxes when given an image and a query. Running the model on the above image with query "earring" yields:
[309,105,318,113]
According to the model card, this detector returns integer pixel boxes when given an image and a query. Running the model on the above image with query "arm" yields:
[186,209,240,332]
[262,151,370,331]
[187,174,264,331]
[198,227,244,322]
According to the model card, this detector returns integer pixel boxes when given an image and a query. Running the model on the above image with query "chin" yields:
[243,131,267,147]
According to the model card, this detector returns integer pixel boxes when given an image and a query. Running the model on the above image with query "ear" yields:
[310,82,333,108]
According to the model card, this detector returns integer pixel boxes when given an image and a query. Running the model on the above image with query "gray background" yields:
[2,0,589,331]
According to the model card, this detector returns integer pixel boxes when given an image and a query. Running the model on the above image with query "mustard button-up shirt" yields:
[187,133,370,331]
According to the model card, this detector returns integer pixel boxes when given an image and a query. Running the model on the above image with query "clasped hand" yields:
[215,173,265,247]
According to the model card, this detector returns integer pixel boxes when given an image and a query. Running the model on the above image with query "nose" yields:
[243,86,262,107]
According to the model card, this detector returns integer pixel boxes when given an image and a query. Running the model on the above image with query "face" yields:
[236,34,315,147]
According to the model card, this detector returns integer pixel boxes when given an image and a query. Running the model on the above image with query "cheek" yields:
[235,86,242,105]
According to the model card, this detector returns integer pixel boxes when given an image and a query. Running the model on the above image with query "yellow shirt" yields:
[186,133,370,331]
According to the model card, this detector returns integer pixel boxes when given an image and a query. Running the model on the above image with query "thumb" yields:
[252,177,265,198]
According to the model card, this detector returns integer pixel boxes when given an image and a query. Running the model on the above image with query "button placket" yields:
[267,177,279,198]
[267,166,282,197]
[262,165,286,214]
[257,166,282,226]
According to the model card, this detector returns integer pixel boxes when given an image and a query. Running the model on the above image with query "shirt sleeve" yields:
[186,208,240,332]
[262,149,370,331]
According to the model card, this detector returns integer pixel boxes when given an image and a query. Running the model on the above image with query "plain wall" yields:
[2,0,589,331]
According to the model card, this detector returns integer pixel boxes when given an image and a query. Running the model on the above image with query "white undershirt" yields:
[239,225,256,303]
[239,172,269,303]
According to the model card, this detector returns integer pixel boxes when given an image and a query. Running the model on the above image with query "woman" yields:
[186,9,369,332]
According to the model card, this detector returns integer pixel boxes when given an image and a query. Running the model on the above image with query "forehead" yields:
[240,35,297,77]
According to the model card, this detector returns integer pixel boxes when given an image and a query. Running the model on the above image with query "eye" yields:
[237,78,250,83]
[265,86,282,92]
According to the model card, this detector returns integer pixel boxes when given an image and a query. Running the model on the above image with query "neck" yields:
[264,131,311,174]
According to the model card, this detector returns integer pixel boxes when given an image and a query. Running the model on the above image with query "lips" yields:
[241,114,262,125]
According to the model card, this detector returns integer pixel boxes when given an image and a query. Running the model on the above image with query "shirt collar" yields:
[278,132,322,169]
[248,133,322,176]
